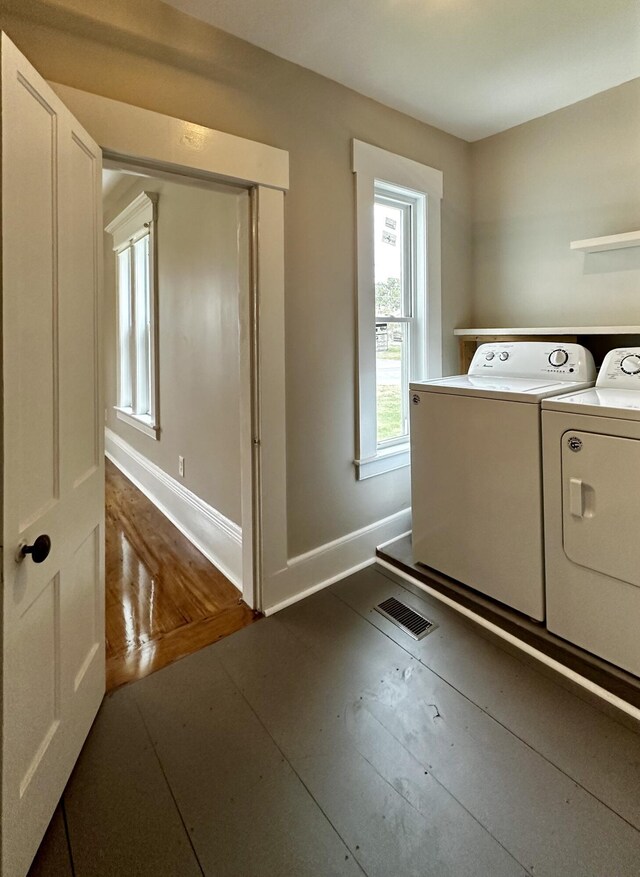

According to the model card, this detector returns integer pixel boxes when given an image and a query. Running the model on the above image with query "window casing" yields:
[106,191,159,439]
[353,141,442,479]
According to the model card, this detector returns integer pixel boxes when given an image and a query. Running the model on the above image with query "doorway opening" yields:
[101,164,260,690]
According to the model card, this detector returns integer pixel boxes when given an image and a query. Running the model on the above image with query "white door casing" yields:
[50,82,290,611]
[1,33,105,876]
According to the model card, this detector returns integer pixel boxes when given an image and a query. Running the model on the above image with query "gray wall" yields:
[471,78,640,327]
[0,0,474,557]
[104,173,246,525]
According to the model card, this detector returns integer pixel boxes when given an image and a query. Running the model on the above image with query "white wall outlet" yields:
[178,455,185,478]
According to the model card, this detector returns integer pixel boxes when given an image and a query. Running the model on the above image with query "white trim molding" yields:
[105,428,243,590]
[51,82,290,611]
[115,407,159,439]
[355,443,410,480]
[264,507,412,615]
[352,141,443,198]
[105,190,157,249]
[51,83,289,191]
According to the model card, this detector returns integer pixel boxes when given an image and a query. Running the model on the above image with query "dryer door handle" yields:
[569,478,585,517]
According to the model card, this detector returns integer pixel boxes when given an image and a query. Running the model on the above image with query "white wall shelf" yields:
[570,231,640,253]
[455,326,640,336]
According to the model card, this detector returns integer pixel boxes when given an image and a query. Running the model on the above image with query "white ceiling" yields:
[162,0,640,141]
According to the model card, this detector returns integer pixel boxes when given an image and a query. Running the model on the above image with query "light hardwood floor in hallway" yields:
[105,458,258,690]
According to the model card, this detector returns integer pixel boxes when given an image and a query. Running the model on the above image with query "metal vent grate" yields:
[375,597,437,641]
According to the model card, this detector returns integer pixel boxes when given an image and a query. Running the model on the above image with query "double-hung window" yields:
[374,185,421,448]
[353,141,443,479]
[106,191,159,439]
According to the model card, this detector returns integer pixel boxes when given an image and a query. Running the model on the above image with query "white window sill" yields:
[354,443,410,480]
[115,407,159,440]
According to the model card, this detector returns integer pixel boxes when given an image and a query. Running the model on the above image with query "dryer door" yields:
[562,430,640,587]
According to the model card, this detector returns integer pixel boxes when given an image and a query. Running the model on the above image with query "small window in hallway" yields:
[106,191,160,438]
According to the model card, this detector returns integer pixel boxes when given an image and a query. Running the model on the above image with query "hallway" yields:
[105,459,258,690]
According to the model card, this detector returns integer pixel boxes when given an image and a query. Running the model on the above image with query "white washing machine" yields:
[542,347,640,676]
[410,341,596,620]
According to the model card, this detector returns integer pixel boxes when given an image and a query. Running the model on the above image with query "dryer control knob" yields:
[549,349,569,367]
[485,351,495,361]
[499,352,509,361]
[621,354,640,375]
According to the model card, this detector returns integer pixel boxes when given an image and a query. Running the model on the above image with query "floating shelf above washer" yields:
[570,231,640,253]
[454,326,640,336]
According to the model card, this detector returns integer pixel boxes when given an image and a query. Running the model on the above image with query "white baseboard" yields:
[264,507,411,615]
[105,428,243,591]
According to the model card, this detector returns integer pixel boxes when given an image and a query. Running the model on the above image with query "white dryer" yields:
[410,341,596,620]
[542,347,640,676]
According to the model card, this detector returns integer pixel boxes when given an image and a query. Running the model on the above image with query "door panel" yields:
[1,33,105,877]
[14,577,60,796]
[65,527,100,692]
[10,74,58,532]
[562,430,640,588]
[62,131,100,488]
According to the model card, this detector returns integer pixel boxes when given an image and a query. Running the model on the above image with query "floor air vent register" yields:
[375,596,437,641]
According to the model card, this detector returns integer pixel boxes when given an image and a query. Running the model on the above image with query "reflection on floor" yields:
[105,458,258,691]
[30,563,640,877]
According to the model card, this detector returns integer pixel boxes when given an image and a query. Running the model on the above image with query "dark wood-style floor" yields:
[29,563,640,876]
[105,458,258,690]
[377,534,640,709]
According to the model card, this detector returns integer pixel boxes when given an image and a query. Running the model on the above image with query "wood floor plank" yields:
[26,805,73,877]
[105,458,259,689]
[238,589,640,876]
[63,689,203,877]
[132,643,365,877]
[106,603,258,690]
[332,565,640,830]
[213,616,527,875]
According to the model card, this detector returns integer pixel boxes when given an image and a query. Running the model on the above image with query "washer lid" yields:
[543,387,640,420]
[409,375,591,402]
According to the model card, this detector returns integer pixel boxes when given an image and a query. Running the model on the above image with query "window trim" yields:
[352,140,443,480]
[106,191,160,439]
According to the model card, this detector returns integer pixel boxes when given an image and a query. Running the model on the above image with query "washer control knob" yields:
[620,354,640,375]
[499,351,509,361]
[549,348,569,367]
[485,351,495,361]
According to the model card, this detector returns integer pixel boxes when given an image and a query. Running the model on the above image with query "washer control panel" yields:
[469,341,596,382]
[597,348,640,389]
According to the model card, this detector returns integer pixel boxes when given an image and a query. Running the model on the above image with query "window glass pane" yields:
[376,321,409,445]
[117,248,132,409]
[133,234,151,416]
[374,198,405,318]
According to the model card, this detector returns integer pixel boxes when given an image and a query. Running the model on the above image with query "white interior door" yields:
[1,33,105,876]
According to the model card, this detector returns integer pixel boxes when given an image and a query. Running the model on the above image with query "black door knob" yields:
[21,534,51,564]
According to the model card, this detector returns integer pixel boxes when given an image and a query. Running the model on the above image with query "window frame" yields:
[373,185,423,450]
[352,140,443,480]
[105,190,160,439]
